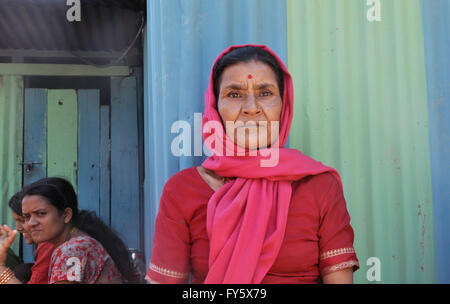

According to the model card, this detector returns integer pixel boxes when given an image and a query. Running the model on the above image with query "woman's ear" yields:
[63,208,73,224]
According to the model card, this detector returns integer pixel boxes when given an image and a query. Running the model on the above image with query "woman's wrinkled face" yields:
[22,195,71,245]
[10,210,33,245]
[217,61,282,150]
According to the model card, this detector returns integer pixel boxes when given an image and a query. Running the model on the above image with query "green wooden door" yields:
[22,76,142,263]
[47,90,78,188]
[22,89,94,262]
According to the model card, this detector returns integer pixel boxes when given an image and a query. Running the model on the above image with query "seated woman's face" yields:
[22,195,68,244]
[217,61,282,150]
[10,210,33,245]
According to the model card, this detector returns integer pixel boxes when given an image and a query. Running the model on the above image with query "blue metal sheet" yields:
[78,90,100,214]
[143,0,288,266]
[24,89,47,186]
[422,0,450,284]
[111,76,141,249]
[23,88,47,263]
[99,105,111,226]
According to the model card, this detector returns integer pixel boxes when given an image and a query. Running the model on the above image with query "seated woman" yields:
[0,177,142,284]
[8,191,55,284]
[146,45,359,284]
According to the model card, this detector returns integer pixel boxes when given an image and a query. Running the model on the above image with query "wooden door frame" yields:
[19,70,145,262]
[0,63,131,77]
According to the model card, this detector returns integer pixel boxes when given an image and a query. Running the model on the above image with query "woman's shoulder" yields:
[35,242,55,261]
[293,171,340,190]
[68,235,103,249]
[164,166,202,183]
[36,241,55,253]
[53,235,105,259]
[159,166,213,217]
[291,171,343,209]
[50,235,120,284]
[163,166,213,196]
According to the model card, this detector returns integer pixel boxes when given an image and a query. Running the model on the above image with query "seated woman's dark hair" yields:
[212,46,285,101]
[8,191,24,216]
[21,177,143,284]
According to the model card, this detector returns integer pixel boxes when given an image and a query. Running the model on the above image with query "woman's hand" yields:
[0,225,17,266]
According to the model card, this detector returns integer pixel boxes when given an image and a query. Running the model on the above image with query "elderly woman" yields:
[146,45,359,284]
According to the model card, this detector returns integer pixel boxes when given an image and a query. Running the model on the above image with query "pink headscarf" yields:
[202,44,342,283]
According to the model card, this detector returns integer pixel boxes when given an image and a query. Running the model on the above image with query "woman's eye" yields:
[260,90,272,97]
[228,92,240,98]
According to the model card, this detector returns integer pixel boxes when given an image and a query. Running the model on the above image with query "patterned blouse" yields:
[49,235,123,284]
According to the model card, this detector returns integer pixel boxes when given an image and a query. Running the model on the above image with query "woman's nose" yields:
[25,216,37,228]
[242,95,262,116]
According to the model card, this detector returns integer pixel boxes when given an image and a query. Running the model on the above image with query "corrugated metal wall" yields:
[142,0,448,283]
[0,75,23,253]
[287,0,436,283]
[0,0,445,284]
[422,0,450,284]
[0,0,142,52]
[143,0,288,266]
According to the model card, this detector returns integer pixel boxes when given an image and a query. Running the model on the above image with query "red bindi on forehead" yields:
[247,74,253,79]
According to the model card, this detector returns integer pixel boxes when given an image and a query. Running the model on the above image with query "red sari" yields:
[27,242,55,284]
[146,166,359,284]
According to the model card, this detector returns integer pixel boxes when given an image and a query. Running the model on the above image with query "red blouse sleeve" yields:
[317,173,359,277]
[27,242,55,284]
[145,179,191,284]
